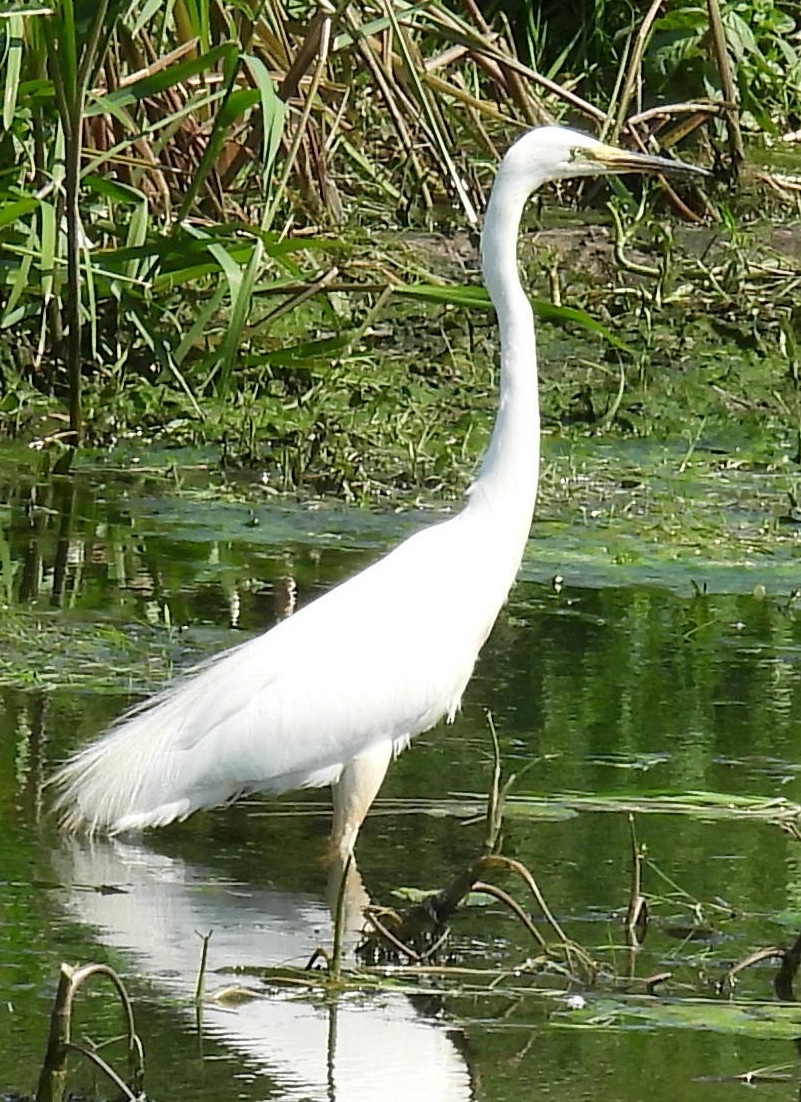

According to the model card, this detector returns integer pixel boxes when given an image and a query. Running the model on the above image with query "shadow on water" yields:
[6,443,801,1099]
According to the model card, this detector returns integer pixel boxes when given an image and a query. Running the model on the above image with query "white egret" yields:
[52,126,707,856]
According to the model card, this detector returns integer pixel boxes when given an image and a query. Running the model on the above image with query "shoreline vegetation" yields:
[0,0,798,498]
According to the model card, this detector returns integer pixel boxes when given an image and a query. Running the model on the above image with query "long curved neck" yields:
[467,166,541,541]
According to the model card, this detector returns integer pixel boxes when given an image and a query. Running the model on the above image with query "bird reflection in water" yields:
[55,838,475,1102]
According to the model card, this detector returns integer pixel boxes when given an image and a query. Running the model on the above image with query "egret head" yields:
[500,125,710,197]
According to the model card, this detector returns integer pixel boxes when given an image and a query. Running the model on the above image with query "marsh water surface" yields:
[3,438,801,1101]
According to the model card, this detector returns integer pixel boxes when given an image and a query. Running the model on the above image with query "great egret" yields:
[52,126,707,856]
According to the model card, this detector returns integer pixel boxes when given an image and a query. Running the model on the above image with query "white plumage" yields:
[51,126,706,854]
[55,508,511,837]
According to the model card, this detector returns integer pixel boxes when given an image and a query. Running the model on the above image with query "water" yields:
[2,441,801,1101]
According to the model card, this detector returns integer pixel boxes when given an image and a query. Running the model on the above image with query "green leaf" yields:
[2,13,23,128]
[187,86,260,210]
[84,174,148,206]
[397,284,634,352]
[397,282,491,308]
[264,332,357,367]
[0,214,37,326]
[174,283,226,366]
[533,300,634,354]
[84,42,236,116]
[0,4,54,15]
[243,53,285,184]
[37,197,55,302]
[217,237,263,395]
[0,196,38,228]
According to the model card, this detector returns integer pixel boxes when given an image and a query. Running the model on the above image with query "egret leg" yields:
[330,741,393,859]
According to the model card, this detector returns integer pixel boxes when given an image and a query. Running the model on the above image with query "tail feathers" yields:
[49,692,347,835]
[49,694,235,834]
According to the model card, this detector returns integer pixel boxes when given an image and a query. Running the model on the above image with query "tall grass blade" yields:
[216,236,263,395]
[2,13,23,129]
[84,41,235,116]
[243,52,286,190]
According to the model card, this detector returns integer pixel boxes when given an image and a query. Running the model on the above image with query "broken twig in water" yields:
[36,961,144,1102]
